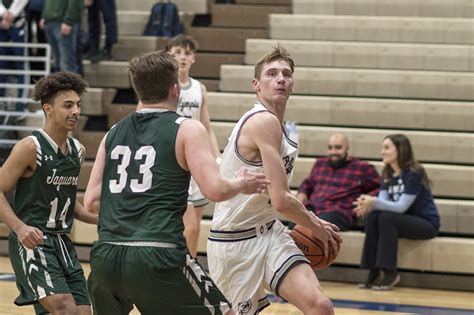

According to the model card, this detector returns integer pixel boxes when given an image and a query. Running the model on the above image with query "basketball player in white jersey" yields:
[207,46,342,315]
[166,35,221,257]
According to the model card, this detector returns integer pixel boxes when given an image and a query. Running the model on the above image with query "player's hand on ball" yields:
[311,217,341,258]
[236,167,270,195]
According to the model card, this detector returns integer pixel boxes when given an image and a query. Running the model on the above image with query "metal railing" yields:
[0,42,51,146]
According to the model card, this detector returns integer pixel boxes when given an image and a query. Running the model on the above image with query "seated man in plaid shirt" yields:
[296,133,380,230]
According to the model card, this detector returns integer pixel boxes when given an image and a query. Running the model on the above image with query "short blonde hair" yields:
[254,44,294,79]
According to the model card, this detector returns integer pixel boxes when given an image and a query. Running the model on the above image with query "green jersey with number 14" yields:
[99,110,191,244]
[14,129,82,234]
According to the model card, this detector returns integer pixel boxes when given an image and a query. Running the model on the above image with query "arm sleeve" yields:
[374,172,422,213]
[8,0,28,18]
[374,193,417,213]
[297,160,317,196]
[363,164,381,196]
[63,0,83,25]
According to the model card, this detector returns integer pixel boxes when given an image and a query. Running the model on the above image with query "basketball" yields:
[289,225,339,270]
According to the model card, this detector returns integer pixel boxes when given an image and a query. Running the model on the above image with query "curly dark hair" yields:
[32,71,88,105]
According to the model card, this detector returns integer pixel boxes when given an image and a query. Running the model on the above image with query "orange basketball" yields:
[289,225,339,270]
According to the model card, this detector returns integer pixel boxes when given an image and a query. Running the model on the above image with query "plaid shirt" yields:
[298,157,380,225]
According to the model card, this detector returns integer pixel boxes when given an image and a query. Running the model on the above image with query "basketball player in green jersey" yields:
[166,35,220,257]
[83,51,268,315]
[0,72,98,314]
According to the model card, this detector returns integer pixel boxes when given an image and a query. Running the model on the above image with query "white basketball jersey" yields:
[212,102,298,231]
[177,77,202,120]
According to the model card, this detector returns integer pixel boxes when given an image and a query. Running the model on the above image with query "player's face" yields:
[327,136,348,164]
[168,45,195,74]
[44,90,81,131]
[253,60,293,104]
[381,138,398,167]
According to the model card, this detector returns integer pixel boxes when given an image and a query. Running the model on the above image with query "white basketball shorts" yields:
[207,220,309,314]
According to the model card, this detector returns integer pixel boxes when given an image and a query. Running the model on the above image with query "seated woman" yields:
[353,134,440,290]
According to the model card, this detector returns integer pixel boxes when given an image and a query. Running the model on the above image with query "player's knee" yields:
[49,298,77,314]
[306,295,333,315]
[378,211,396,228]
[314,296,334,314]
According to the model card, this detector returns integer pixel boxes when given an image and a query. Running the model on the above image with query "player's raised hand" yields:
[16,224,44,249]
[236,168,270,195]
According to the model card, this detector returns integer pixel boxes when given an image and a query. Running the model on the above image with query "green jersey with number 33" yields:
[14,129,82,234]
[99,110,191,244]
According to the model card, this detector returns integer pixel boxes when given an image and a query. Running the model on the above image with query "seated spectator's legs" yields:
[376,212,438,271]
[361,210,438,289]
[318,211,351,231]
[360,210,382,270]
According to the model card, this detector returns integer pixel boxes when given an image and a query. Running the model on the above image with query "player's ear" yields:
[172,83,180,98]
[43,102,52,115]
[252,78,260,92]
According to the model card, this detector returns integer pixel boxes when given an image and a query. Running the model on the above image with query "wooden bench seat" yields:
[195,222,473,274]
[206,93,474,132]
[245,39,474,72]
[220,65,474,100]
[188,27,267,53]
[292,0,474,18]
[292,159,474,199]
[236,0,290,4]
[116,0,209,14]
[83,52,244,89]
[81,88,117,116]
[68,219,474,275]
[211,4,290,28]
[270,15,474,45]
[74,190,474,236]
[211,122,473,164]
[83,61,130,89]
[108,36,166,62]
[76,118,474,164]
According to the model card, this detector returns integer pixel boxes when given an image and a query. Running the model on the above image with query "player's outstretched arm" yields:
[176,119,268,201]
[199,83,220,159]
[84,134,107,214]
[0,139,44,248]
[248,113,342,256]
[73,201,98,224]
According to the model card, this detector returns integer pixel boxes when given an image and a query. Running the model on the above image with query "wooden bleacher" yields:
[292,0,474,18]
